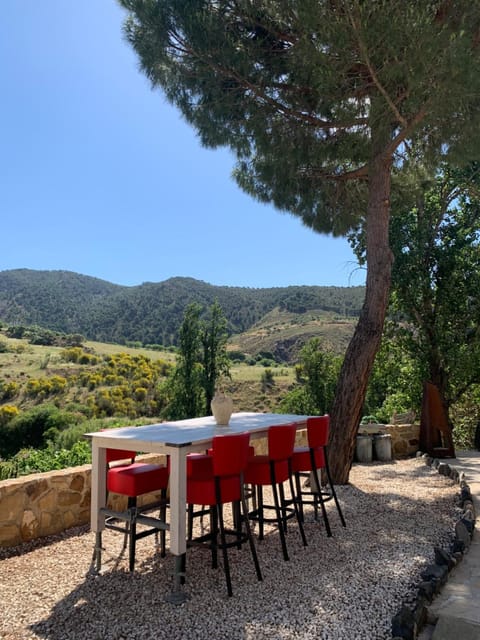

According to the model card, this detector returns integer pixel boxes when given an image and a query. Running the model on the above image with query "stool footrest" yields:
[188,527,248,550]
[136,514,169,531]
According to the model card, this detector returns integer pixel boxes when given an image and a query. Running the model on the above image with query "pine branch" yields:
[346,4,407,128]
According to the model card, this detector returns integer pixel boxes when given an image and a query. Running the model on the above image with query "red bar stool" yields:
[291,415,346,536]
[187,432,262,597]
[104,447,170,571]
[244,423,307,561]
[187,444,257,541]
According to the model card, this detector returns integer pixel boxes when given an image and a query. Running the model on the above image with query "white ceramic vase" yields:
[211,393,233,426]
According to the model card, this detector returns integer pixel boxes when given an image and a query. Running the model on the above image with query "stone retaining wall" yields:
[0,454,167,548]
[0,424,419,549]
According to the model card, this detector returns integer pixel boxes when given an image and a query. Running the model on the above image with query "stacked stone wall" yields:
[0,454,166,548]
[358,423,420,458]
[384,424,420,458]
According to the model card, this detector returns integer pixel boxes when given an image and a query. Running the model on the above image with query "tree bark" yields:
[328,125,394,484]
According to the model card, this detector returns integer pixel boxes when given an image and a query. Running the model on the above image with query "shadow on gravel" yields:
[24,462,458,640]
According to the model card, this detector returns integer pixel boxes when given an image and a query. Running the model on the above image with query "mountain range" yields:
[0,269,364,357]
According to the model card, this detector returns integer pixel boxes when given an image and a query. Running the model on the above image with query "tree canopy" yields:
[389,164,480,421]
[120,1,480,225]
[118,0,480,481]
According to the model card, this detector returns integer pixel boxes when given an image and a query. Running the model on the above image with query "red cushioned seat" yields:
[108,463,169,497]
[291,447,325,473]
[244,455,289,486]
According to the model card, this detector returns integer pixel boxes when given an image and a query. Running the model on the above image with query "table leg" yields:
[164,448,188,603]
[91,443,107,572]
[164,554,188,604]
[94,531,103,572]
[168,447,187,554]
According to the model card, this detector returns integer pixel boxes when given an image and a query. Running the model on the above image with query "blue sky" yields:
[1,1,364,289]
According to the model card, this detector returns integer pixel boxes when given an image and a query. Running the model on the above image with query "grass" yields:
[0,336,176,383]
[230,362,295,383]
[83,340,177,363]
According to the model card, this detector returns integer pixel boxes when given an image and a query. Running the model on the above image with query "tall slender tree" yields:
[166,301,230,419]
[200,299,230,415]
[118,0,480,481]
[168,302,204,419]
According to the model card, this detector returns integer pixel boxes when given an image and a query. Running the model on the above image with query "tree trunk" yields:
[328,128,394,483]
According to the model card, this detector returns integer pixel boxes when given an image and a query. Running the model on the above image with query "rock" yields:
[434,547,455,570]
[392,606,416,640]
[460,516,475,534]
[437,462,450,476]
[421,563,448,586]
[460,485,472,504]
[449,467,459,482]
[455,519,472,548]
[413,598,428,628]
[452,538,465,554]
[417,580,435,601]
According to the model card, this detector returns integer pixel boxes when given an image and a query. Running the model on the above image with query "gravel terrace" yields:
[0,458,459,640]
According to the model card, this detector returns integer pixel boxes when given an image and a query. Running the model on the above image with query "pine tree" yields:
[118,0,480,480]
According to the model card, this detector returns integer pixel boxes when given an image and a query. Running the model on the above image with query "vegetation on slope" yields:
[0,269,364,348]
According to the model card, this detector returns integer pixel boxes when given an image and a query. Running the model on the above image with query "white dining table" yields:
[87,411,308,603]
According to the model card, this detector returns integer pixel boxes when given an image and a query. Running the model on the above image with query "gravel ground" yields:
[0,458,459,640]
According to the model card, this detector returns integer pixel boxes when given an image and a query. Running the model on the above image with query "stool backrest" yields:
[212,432,250,477]
[307,415,329,449]
[268,423,297,461]
[106,448,136,464]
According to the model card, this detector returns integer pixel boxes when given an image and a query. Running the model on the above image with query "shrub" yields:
[134,387,148,401]
[279,386,316,415]
[0,405,80,458]
[0,440,92,478]
[0,405,19,426]
[0,380,19,400]
[52,423,94,450]
[61,347,83,363]
[261,369,275,391]
[228,350,246,362]
[25,376,67,397]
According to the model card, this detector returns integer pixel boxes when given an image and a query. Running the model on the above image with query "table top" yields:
[86,412,308,449]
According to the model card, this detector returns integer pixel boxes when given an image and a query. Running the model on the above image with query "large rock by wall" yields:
[384,424,420,458]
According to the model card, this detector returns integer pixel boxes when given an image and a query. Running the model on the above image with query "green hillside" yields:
[0,269,364,352]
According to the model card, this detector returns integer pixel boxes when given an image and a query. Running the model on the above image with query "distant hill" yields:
[229,307,357,361]
[0,269,364,356]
